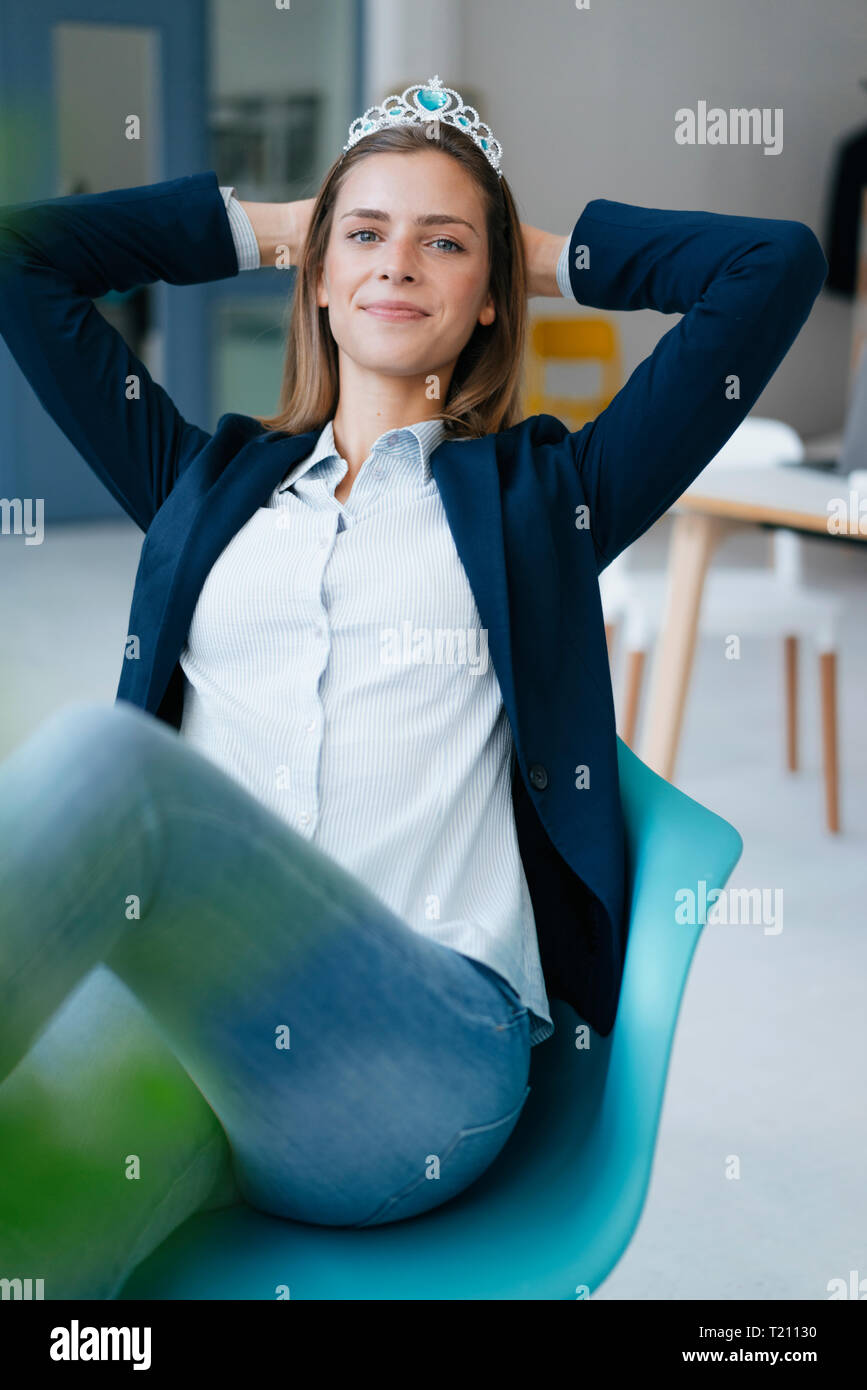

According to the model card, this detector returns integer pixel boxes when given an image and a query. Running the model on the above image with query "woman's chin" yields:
[346,349,440,377]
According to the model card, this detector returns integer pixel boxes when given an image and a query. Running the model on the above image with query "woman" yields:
[0,78,826,1299]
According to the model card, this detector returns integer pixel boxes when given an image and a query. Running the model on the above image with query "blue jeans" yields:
[0,701,532,1298]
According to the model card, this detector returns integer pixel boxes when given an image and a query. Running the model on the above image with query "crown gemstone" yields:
[418,87,448,111]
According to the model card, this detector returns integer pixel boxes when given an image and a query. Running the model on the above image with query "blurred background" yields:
[1,0,865,1300]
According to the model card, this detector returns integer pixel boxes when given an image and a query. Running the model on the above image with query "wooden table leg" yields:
[819,650,840,833]
[640,510,743,780]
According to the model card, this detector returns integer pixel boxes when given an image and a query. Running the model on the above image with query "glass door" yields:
[0,0,210,521]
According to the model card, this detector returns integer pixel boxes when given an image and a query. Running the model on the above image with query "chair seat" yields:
[118,740,743,1301]
[118,1002,624,1301]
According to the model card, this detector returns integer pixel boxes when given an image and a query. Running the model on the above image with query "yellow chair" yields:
[524,316,622,431]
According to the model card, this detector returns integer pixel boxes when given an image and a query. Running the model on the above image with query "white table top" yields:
[676,463,867,539]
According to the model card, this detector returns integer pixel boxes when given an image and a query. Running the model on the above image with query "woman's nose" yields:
[377,239,418,280]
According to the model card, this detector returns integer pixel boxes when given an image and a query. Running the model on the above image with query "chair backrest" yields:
[524,316,622,430]
[700,416,816,583]
[417,737,744,1295]
[703,415,804,470]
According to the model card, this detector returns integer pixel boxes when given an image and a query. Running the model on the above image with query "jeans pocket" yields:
[350,1082,532,1229]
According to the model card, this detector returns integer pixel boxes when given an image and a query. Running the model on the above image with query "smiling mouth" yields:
[361,305,429,321]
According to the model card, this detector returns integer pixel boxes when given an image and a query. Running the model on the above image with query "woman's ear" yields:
[478,292,496,327]
[316,264,328,309]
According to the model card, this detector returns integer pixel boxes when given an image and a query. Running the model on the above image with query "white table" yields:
[640,461,867,786]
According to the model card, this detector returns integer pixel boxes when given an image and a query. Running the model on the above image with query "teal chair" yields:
[118,738,743,1300]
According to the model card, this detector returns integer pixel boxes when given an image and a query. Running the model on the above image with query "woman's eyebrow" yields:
[339,207,479,236]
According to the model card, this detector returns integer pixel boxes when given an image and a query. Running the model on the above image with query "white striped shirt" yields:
[178,190,573,1045]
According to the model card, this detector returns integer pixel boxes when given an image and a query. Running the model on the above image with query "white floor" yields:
[2,515,865,1301]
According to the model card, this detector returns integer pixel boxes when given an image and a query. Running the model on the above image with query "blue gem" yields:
[458,116,469,126]
[481,138,488,149]
[418,86,448,112]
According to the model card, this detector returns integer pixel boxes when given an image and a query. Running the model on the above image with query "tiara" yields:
[343,75,504,177]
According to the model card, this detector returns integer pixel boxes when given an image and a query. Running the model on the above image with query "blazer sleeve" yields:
[0,170,240,532]
[559,198,829,571]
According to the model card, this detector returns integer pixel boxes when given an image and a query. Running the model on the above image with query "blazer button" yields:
[528,762,548,790]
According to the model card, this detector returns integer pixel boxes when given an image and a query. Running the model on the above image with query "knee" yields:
[36,700,168,773]
[42,698,143,742]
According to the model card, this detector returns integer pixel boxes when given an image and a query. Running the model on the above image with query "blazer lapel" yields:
[141,428,321,709]
[430,434,523,768]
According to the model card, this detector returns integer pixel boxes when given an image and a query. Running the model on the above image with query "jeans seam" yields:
[352,1082,532,1228]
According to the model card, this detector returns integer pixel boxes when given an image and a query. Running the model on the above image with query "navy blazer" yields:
[0,171,827,1034]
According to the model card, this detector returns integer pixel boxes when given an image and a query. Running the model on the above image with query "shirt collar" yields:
[277,416,448,492]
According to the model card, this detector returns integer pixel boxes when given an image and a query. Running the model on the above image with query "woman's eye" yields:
[347,230,463,253]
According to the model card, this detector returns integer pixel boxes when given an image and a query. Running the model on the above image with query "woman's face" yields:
[316,148,496,385]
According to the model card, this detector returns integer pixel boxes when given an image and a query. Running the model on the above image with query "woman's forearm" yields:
[238,199,316,267]
[523,226,570,298]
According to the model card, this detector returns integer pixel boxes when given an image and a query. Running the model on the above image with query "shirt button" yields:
[384,433,400,447]
[528,763,548,790]
[298,811,311,826]
[318,537,329,549]
[373,465,384,478]
[306,719,316,733]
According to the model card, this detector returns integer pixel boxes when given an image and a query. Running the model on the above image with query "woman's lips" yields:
[362,304,429,321]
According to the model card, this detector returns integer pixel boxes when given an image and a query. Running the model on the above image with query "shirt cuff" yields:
[219,185,260,271]
[556,236,574,300]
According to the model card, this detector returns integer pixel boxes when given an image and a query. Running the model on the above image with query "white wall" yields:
[365,0,462,105]
[367,0,867,442]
